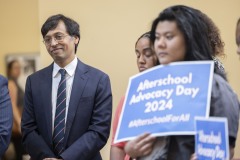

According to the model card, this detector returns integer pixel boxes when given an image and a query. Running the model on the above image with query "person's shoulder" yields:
[213,73,226,83]
[0,74,8,84]
[78,60,109,77]
[212,73,237,97]
[212,73,230,89]
[0,74,7,79]
[27,64,53,79]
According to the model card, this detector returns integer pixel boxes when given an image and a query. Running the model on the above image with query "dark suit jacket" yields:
[21,60,112,160]
[0,75,13,157]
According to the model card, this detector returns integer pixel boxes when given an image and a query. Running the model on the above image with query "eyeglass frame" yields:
[42,33,70,46]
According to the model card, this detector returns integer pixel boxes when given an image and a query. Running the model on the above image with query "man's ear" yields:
[73,36,79,44]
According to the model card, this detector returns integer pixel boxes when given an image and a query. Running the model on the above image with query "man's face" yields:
[154,20,186,65]
[43,21,79,67]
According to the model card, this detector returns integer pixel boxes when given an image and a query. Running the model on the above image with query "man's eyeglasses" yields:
[43,34,69,46]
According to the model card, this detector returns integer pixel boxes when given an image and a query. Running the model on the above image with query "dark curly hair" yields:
[150,5,226,79]
[201,12,224,57]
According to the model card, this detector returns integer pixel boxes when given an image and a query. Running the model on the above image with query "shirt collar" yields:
[53,56,78,78]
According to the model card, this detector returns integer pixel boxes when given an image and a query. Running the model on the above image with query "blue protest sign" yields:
[195,117,229,160]
[114,61,214,143]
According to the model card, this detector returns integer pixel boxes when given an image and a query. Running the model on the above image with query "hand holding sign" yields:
[124,133,156,158]
[115,61,214,143]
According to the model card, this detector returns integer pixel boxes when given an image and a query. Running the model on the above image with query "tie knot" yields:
[59,69,66,77]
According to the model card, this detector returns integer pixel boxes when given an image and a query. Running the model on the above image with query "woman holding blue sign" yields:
[125,5,240,160]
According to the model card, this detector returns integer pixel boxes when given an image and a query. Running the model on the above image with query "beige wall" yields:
[38,0,240,159]
[0,0,239,159]
[0,0,39,76]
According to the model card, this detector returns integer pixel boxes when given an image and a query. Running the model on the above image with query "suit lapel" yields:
[63,60,89,147]
[40,64,54,145]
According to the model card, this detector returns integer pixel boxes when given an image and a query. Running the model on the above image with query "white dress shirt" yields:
[52,56,78,133]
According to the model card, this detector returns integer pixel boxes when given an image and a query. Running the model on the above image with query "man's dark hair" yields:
[41,14,80,53]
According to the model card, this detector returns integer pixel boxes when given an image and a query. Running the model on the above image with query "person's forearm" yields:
[22,77,56,160]
[8,80,21,132]
[60,130,109,160]
[12,104,21,132]
[22,130,56,160]
[110,146,126,160]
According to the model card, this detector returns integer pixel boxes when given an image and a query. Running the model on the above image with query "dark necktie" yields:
[53,69,67,156]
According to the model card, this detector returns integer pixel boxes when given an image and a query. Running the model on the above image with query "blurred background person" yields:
[236,18,240,56]
[6,60,25,160]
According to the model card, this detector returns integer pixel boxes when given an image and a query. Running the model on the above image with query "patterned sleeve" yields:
[210,74,240,147]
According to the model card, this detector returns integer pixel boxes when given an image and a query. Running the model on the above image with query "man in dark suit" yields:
[21,14,112,160]
[0,75,13,157]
